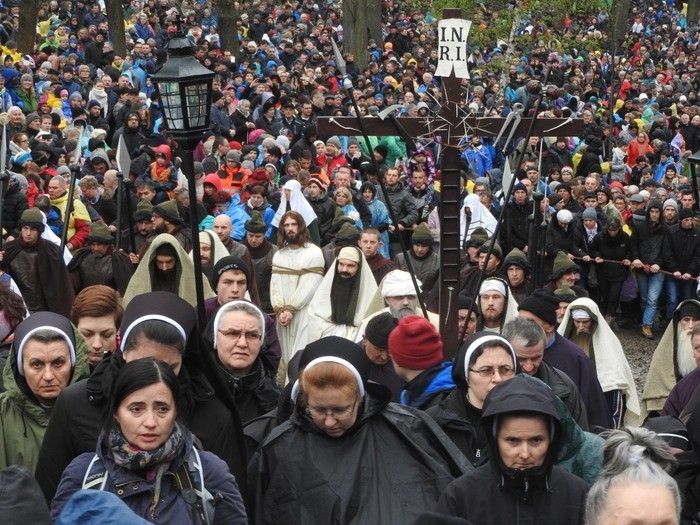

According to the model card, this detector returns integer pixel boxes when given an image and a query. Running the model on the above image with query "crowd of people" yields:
[0,0,698,523]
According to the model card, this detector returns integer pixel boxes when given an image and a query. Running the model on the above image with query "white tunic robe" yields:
[270,243,325,382]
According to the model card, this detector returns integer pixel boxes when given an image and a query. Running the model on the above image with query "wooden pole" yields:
[437,8,465,359]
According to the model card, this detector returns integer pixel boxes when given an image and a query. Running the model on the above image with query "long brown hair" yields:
[0,282,26,329]
[277,210,311,249]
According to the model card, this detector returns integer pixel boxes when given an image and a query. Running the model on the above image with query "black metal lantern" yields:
[153,35,214,144]
[152,33,215,328]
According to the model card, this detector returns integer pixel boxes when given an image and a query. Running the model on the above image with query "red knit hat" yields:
[388,316,443,370]
[248,167,270,185]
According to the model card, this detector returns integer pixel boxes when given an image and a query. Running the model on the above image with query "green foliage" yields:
[406,0,612,55]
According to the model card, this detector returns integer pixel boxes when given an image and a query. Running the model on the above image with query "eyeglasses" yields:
[468,365,515,378]
[305,399,357,420]
[217,328,262,344]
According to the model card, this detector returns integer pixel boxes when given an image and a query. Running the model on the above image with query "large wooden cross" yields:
[318,8,585,358]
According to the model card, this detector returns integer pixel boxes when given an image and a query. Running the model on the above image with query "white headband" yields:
[120,314,187,352]
[463,334,517,382]
[571,309,591,320]
[16,327,75,377]
[479,279,506,297]
[212,300,266,349]
[291,356,365,402]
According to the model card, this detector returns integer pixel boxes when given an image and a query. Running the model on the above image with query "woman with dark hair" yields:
[437,375,588,523]
[249,336,469,524]
[35,292,248,507]
[0,282,27,385]
[51,358,247,524]
[427,332,518,466]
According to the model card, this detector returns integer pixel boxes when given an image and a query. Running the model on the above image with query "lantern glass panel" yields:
[185,83,208,127]
[159,81,185,130]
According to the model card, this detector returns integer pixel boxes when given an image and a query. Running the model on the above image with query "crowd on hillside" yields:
[0,0,697,523]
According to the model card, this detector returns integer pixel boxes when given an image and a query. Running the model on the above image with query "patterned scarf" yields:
[586,227,597,243]
[106,422,187,519]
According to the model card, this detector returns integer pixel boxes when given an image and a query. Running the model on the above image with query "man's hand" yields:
[66,242,74,251]
[278,310,293,327]
[128,253,140,264]
[632,259,643,268]
[650,264,660,273]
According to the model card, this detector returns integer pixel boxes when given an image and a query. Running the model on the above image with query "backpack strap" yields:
[82,454,109,491]
[171,447,213,525]
[189,447,215,525]
[81,448,215,525]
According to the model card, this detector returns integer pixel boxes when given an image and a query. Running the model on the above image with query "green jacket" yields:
[379,136,407,167]
[358,135,407,167]
[0,326,89,473]
[16,90,38,115]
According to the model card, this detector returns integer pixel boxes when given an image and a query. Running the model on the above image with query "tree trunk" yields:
[366,0,383,48]
[611,0,631,46]
[17,0,41,54]
[343,0,371,70]
[688,0,699,25]
[105,0,128,57]
[213,0,239,58]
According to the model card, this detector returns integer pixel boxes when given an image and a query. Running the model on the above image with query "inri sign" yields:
[435,18,472,79]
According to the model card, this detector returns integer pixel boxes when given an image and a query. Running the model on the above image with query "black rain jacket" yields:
[249,384,470,525]
[436,376,588,524]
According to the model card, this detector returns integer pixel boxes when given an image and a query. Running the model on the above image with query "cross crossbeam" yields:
[317,7,586,358]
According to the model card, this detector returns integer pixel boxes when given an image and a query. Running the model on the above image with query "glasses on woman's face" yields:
[217,328,262,344]
[468,365,515,378]
[306,399,357,420]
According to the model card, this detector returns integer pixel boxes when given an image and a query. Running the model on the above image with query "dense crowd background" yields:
[0,0,697,523]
